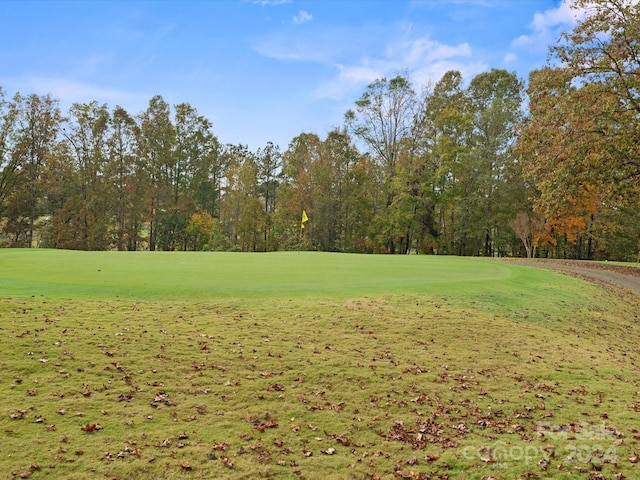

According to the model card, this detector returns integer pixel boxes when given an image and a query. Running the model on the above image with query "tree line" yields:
[0,0,638,259]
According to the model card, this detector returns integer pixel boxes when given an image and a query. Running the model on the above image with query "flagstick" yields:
[299,210,308,252]
[299,223,303,251]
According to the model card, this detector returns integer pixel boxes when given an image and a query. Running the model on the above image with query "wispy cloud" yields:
[8,75,148,111]
[293,10,313,25]
[338,65,381,84]
[410,0,507,6]
[255,18,487,101]
[253,34,329,62]
[511,0,586,53]
[251,0,291,5]
[402,37,471,63]
[502,52,517,65]
[253,26,351,63]
[312,34,485,101]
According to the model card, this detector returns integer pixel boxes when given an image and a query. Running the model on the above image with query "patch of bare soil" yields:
[499,258,640,295]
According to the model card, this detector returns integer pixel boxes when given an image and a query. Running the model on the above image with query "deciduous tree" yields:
[511,211,545,258]
[466,69,525,256]
[57,101,111,249]
[138,95,175,250]
[0,88,18,218]
[4,93,62,246]
[517,0,640,258]
[107,106,145,250]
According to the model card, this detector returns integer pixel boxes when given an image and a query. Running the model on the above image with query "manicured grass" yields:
[0,250,639,479]
[0,249,600,320]
[2,249,521,300]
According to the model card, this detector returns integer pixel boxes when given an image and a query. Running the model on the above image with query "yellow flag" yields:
[301,210,308,229]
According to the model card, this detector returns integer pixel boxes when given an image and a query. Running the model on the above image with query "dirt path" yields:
[498,258,640,295]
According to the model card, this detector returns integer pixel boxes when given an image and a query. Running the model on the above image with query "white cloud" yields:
[313,63,382,101]
[255,14,489,102]
[9,75,148,111]
[410,0,507,6]
[252,25,358,63]
[253,33,330,62]
[251,0,291,5]
[502,52,517,65]
[339,65,382,84]
[293,10,313,25]
[404,37,472,63]
[511,0,587,53]
[312,34,485,101]
[413,59,486,88]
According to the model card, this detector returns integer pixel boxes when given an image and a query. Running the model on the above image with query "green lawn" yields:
[0,249,597,320]
[0,250,639,479]
[1,249,521,300]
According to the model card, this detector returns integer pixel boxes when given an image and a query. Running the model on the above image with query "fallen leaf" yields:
[80,424,102,432]
[537,458,550,470]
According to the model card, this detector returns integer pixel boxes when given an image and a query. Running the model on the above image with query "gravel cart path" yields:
[497,258,640,295]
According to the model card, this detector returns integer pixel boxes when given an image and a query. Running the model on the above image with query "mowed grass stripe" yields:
[1,250,594,314]
[2,250,506,298]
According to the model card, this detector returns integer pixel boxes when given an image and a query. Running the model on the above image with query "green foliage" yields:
[185,211,214,251]
[0,1,638,259]
[279,130,375,252]
[3,92,63,247]
[517,0,640,259]
[0,87,19,216]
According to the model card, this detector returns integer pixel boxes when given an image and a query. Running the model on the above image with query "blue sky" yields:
[0,0,583,152]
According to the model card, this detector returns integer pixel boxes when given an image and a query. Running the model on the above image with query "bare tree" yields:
[511,211,545,258]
